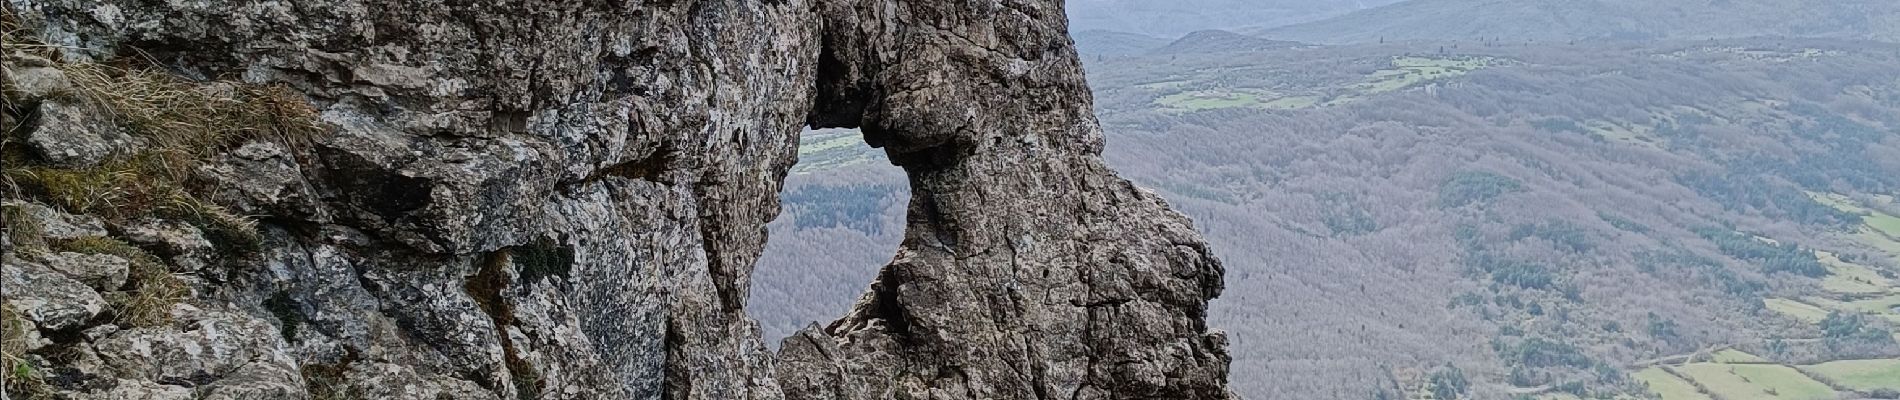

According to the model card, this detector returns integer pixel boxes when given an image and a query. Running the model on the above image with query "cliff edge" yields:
[0,0,1229,399]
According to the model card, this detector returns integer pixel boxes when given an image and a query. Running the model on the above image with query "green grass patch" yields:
[1847,227,1900,263]
[1676,363,1836,400]
[1155,90,1267,111]
[1533,393,1646,400]
[1807,294,1900,315]
[1636,367,1714,400]
[1393,56,1496,69]
[1356,56,1498,95]
[1134,79,1192,90]
[1801,359,1900,392]
[1260,95,1321,110]
[1839,293,1900,322]
[797,131,865,155]
[1712,349,1770,363]
[1816,251,1892,295]
[1846,295,1900,317]
[1802,296,1900,325]
[793,129,884,174]
[1869,214,1900,239]
[1141,56,1502,113]
[1765,298,1832,324]
[1809,192,1900,238]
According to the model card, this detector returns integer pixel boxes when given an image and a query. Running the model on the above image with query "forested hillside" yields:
[753,37,1900,399]
[1086,38,1900,399]
[1256,0,1900,44]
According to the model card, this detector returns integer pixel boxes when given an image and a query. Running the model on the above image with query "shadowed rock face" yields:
[8,0,1229,398]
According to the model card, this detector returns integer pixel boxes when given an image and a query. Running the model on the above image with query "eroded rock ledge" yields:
[3,0,1230,398]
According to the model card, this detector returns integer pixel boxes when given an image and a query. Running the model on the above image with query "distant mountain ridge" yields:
[1256,0,1900,44]
[1152,30,1309,54]
[1072,29,1173,56]
[1074,29,1307,58]
[1065,0,1407,37]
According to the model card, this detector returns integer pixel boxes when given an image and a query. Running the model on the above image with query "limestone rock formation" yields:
[776,1,1233,399]
[1,0,1232,399]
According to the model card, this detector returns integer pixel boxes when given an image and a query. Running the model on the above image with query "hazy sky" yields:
[1064,0,1403,37]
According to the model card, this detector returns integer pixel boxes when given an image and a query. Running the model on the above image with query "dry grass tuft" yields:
[1,304,50,398]
[3,202,45,253]
[0,5,315,395]
[8,154,261,249]
[59,63,326,158]
[0,3,34,51]
[51,236,189,327]
[2,62,318,251]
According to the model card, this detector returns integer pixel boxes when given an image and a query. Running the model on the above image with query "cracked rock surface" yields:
[4,0,1232,398]
[777,1,1232,399]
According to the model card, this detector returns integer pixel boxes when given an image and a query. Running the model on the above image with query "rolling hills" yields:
[754,37,1900,399]
[1255,0,1900,44]
[1072,29,1174,57]
[1086,37,1900,399]
[1075,29,1308,58]
[1150,30,1310,55]
[1064,0,1405,37]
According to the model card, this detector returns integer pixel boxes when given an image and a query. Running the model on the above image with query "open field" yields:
[1711,349,1769,363]
[1809,192,1900,265]
[1765,298,1832,323]
[1644,356,1900,400]
[1801,359,1900,392]
[1156,90,1269,111]
[1849,227,1900,264]
[1142,55,1502,112]
[1816,251,1892,294]
[1675,364,1835,400]
[1635,367,1714,400]
[1809,192,1900,237]
[793,129,883,174]
[1863,209,1900,239]
[1806,294,1900,315]
[1358,56,1497,94]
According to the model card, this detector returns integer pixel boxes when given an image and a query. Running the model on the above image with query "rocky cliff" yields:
[0,0,1229,399]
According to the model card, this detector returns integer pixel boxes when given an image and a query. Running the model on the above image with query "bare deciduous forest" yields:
[752,24,1900,400]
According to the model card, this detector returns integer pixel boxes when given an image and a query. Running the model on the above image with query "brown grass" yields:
[51,236,189,327]
[0,5,322,395]
[2,203,45,253]
[59,63,325,156]
[1,305,50,398]
[7,154,262,249]
[1,61,320,250]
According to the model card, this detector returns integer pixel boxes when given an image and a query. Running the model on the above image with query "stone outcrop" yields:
[776,1,1232,399]
[2,0,1230,399]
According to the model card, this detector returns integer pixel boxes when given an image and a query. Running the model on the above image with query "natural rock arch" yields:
[779,1,1232,399]
[3,0,1230,398]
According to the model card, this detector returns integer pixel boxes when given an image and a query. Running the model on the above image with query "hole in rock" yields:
[751,127,909,348]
